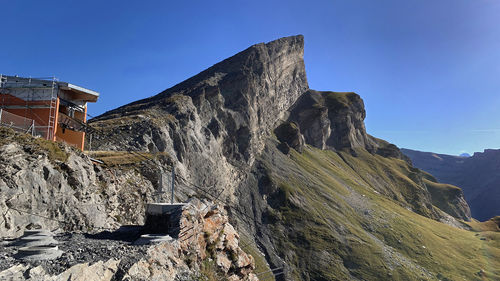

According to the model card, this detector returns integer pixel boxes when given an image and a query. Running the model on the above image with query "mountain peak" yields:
[93,35,309,164]
[155,34,307,98]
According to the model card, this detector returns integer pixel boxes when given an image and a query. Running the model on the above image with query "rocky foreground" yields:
[0,199,258,280]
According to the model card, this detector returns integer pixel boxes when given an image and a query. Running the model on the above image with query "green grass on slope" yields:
[263,145,500,280]
[85,150,169,166]
[424,179,467,219]
[0,127,69,162]
[239,236,275,281]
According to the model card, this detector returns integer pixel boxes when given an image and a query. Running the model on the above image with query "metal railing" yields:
[0,108,49,138]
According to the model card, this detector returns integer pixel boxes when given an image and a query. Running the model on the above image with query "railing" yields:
[0,108,48,138]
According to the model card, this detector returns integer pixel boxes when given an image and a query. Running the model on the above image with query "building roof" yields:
[0,75,99,102]
[58,82,99,102]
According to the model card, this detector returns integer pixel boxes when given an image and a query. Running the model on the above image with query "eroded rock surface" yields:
[0,200,258,281]
[0,128,166,238]
[288,90,377,152]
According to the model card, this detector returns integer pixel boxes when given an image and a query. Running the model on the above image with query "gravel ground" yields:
[0,227,150,277]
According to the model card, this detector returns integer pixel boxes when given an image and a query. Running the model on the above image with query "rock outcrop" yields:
[0,200,258,280]
[0,127,169,238]
[422,177,471,221]
[124,199,258,281]
[288,90,377,152]
[274,122,304,153]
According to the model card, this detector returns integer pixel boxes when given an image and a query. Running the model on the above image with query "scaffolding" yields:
[0,74,99,150]
[0,75,59,139]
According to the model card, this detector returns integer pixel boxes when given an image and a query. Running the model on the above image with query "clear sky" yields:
[1,0,499,155]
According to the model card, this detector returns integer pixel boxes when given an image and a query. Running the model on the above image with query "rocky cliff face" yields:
[402,148,500,221]
[0,127,167,238]
[278,90,410,161]
[85,35,477,280]
[288,90,377,152]
[89,36,308,214]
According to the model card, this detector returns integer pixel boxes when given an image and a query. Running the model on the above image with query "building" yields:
[0,75,99,150]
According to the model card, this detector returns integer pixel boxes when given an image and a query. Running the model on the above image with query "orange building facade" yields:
[0,75,99,150]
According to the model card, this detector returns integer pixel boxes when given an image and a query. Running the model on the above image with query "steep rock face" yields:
[288,90,377,152]
[92,35,308,162]
[90,35,308,204]
[83,36,477,280]
[402,148,500,221]
[0,127,166,238]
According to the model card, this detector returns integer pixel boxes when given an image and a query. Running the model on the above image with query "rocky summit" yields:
[1,35,500,280]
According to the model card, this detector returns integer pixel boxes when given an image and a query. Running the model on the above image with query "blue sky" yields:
[1,0,499,155]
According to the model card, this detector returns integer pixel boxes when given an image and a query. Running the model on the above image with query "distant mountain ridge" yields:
[402,148,500,221]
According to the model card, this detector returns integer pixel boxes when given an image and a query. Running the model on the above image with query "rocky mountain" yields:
[1,35,499,280]
[402,148,500,221]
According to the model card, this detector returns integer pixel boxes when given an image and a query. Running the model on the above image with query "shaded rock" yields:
[288,91,331,149]
[288,90,377,152]
[372,137,411,163]
[274,122,304,153]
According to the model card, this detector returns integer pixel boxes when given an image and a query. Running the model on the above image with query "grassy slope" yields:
[85,150,169,166]
[0,127,69,162]
[263,145,500,280]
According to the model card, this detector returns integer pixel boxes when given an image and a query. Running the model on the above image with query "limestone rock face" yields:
[288,90,377,152]
[90,35,308,196]
[0,128,161,238]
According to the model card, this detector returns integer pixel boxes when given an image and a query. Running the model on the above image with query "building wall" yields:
[1,93,56,138]
[55,126,84,150]
[1,93,87,150]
